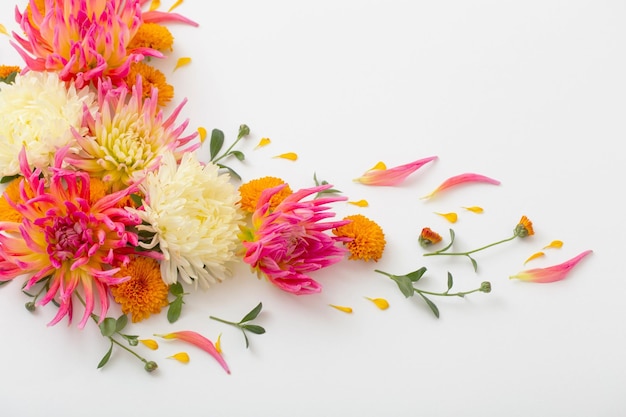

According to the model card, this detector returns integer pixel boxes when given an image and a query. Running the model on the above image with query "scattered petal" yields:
[510,250,593,283]
[149,0,161,11]
[421,173,501,199]
[435,212,458,223]
[274,152,298,161]
[0,24,8,36]
[215,333,223,354]
[365,297,389,310]
[168,352,190,363]
[462,206,484,213]
[524,251,545,264]
[255,137,271,149]
[154,330,230,374]
[329,304,353,313]
[140,339,159,350]
[168,0,184,12]
[348,199,369,207]
[543,240,563,249]
[353,156,438,186]
[197,127,207,143]
[174,57,192,71]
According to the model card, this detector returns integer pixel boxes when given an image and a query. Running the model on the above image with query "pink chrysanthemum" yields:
[0,148,152,328]
[239,184,350,295]
[11,0,197,89]
[64,78,199,192]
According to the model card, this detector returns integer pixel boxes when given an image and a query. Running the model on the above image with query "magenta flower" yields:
[421,173,501,199]
[239,184,350,295]
[509,250,593,283]
[155,330,230,374]
[0,148,151,328]
[11,0,197,88]
[353,156,438,186]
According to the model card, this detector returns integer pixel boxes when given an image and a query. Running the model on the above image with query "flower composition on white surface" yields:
[0,0,593,374]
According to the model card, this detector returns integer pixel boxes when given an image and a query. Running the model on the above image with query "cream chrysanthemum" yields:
[132,151,244,288]
[0,71,95,177]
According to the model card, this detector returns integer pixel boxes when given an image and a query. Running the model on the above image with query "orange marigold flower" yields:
[238,176,292,213]
[419,227,442,248]
[0,65,21,79]
[110,256,169,323]
[515,215,534,238]
[333,214,386,261]
[128,22,174,51]
[0,178,35,222]
[126,62,174,107]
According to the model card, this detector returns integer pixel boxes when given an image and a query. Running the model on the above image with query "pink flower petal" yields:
[353,156,438,186]
[421,173,501,199]
[510,250,593,283]
[155,330,230,374]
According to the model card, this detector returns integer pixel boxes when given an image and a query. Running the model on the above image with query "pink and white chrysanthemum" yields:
[64,78,199,192]
[11,0,197,89]
[0,148,151,328]
[239,184,350,295]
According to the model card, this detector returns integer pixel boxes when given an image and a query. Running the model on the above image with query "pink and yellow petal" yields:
[353,156,438,186]
[421,173,501,199]
[510,250,592,283]
[155,330,230,374]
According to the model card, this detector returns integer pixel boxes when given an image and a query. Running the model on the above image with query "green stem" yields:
[424,234,517,257]
[209,316,240,328]
[110,337,147,364]
[414,287,482,298]
[212,136,242,164]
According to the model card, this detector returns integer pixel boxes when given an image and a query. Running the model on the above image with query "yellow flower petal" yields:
[168,352,190,363]
[348,199,369,207]
[329,304,353,313]
[140,339,159,350]
[197,127,207,143]
[274,152,298,161]
[462,206,484,213]
[365,297,389,310]
[255,137,271,149]
[149,0,161,11]
[370,161,387,170]
[524,251,545,264]
[543,240,563,249]
[168,0,183,12]
[0,24,8,36]
[174,57,192,71]
[435,212,458,223]
[215,333,223,354]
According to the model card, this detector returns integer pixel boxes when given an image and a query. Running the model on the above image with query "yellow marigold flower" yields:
[110,256,170,323]
[127,22,174,51]
[126,62,174,107]
[238,176,292,213]
[0,65,20,79]
[419,227,442,248]
[515,215,534,238]
[333,214,386,262]
[0,178,29,222]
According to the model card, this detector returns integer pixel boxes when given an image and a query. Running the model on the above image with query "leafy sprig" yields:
[313,173,342,198]
[210,302,266,348]
[167,282,188,323]
[209,124,250,180]
[375,267,491,318]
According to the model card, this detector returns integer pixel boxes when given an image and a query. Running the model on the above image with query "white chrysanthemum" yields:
[0,71,96,177]
[133,151,244,289]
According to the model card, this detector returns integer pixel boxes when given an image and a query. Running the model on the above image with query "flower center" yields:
[45,210,96,268]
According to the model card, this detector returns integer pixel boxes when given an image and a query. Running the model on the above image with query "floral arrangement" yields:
[0,0,593,374]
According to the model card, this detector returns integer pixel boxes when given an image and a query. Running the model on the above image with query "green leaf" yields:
[130,193,143,207]
[406,267,427,282]
[446,272,454,292]
[167,297,183,323]
[209,128,225,160]
[241,324,266,334]
[230,150,245,161]
[469,256,478,272]
[0,174,20,184]
[217,164,242,181]
[99,317,117,337]
[115,314,128,332]
[242,331,250,349]
[0,281,10,287]
[418,293,440,318]
[390,274,415,298]
[97,342,114,369]
[237,124,250,139]
[240,302,263,323]
[169,282,184,297]
[439,229,456,253]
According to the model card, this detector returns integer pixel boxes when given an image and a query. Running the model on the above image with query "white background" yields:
[1,1,625,416]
